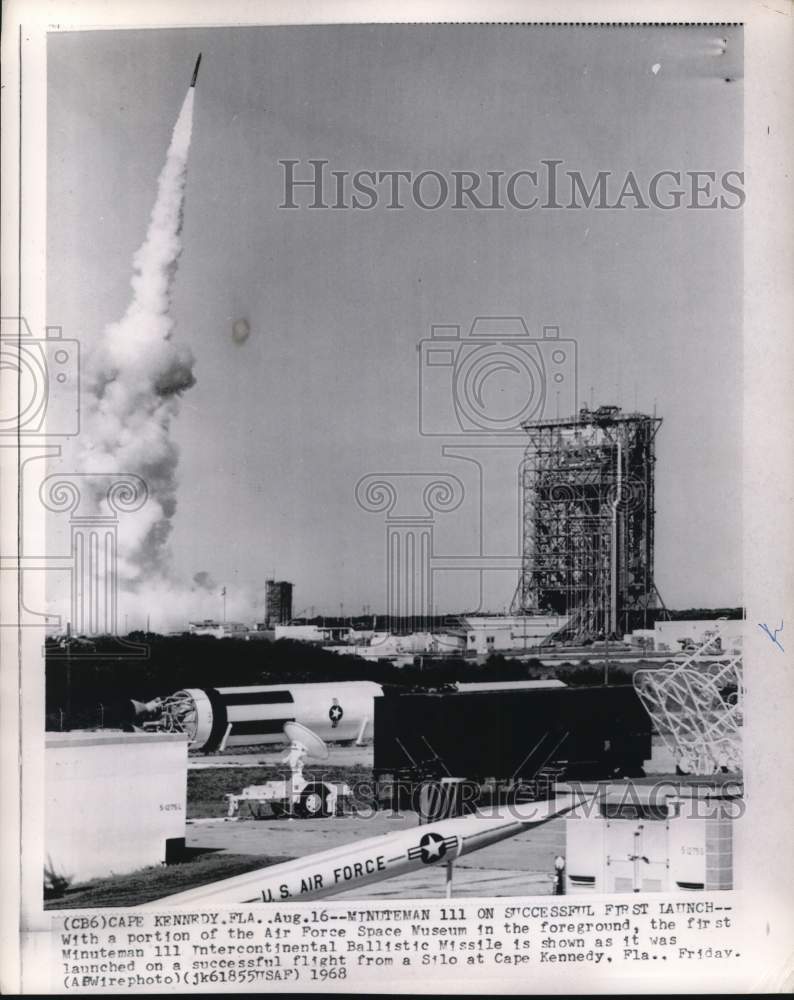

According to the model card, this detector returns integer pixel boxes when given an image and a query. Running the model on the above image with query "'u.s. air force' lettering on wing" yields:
[407,832,459,864]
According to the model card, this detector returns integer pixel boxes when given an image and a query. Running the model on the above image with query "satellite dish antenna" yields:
[283,721,329,761]
[282,722,328,787]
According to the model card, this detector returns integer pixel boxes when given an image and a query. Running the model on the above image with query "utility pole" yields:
[66,622,72,731]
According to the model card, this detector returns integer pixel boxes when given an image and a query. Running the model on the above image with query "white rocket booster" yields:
[145,794,585,907]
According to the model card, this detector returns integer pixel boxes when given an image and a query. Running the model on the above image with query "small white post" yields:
[445,861,454,898]
[355,716,370,746]
[218,722,233,753]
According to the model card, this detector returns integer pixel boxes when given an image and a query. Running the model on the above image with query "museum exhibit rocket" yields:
[146,794,586,906]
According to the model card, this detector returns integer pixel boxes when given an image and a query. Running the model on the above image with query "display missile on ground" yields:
[134,681,382,751]
[190,53,202,88]
[132,680,567,752]
[145,793,588,907]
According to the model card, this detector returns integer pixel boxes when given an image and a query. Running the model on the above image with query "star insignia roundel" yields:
[407,832,458,865]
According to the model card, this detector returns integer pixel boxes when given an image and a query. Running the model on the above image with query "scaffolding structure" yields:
[511,405,664,640]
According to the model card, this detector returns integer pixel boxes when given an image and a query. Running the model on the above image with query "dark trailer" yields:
[375,686,652,801]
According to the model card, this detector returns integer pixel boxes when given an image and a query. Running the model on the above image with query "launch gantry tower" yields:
[511,405,665,641]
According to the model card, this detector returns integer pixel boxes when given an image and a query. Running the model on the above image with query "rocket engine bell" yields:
[129,697,164,719]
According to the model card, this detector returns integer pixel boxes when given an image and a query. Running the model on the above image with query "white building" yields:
[622,628,656,648]
[324,630,466,664]
[368,632,465,656]
[45,732,187,885]
[274,624,351,643]
[188,620,250,639]
[653,619,744,654]
[461,615,568,655]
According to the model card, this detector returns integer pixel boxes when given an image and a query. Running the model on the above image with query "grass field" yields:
[44,850,292,909]
[187,763,376,818]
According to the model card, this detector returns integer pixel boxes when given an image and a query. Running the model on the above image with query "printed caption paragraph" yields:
[50,896,742,992]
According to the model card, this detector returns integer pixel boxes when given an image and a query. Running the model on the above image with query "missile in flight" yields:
[190,53,202,88]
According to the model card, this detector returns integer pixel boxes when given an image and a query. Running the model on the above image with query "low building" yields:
[324,630,466,665]
[188,620,250,639]
[366,631,465,656]
[622,628,656,649]
[247,626,275,641]
[274,623,352,643]
[565,782,738,894]
[461,614,568,655]
[653,619,743,654]
[45,732,187,886]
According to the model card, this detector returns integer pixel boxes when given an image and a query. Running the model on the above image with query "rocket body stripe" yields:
[143,795,585,907]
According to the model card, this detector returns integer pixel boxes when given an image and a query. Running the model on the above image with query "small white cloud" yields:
[651,63,662,76]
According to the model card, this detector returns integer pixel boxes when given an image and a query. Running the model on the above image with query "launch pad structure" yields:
[511,405,666,641]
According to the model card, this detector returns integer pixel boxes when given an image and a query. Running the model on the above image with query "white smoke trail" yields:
[79,88,197,587]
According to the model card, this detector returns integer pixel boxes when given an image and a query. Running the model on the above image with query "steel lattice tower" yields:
[511,405,665,640]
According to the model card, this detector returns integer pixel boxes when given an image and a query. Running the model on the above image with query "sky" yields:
[46,24,743,629]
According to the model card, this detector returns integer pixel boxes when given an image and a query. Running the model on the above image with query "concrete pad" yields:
[188,743,374,770]
[185,811,566,899]
[334,867,554,899]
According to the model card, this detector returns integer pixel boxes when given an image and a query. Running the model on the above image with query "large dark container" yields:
[374,686,652,788]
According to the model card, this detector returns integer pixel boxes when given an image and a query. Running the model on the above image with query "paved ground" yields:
[188,743,375,770]
[186,810,565,899]
[183,737,679,898]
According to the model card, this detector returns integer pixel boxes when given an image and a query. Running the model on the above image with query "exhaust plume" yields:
[79,87,197,586]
